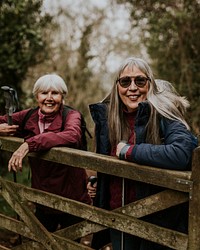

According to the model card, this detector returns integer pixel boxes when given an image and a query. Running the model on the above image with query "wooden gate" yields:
[0,136,200,249]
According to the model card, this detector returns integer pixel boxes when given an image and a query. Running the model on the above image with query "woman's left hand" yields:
[87,181,97,199]
[8,142,29,172]
[116,141,127,157]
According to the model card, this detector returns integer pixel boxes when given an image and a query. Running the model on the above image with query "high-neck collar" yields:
[38,109,59,133]
[38,109,58,123]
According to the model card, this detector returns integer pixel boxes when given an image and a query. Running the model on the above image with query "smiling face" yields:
[36,89,63,115]
[117,65,149,112]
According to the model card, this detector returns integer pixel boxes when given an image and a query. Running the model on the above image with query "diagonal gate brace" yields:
[0,177,62,250]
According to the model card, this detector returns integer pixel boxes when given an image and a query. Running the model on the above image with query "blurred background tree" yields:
[0,0,199,133]
[117,0,200,133]
[0,0,53,112]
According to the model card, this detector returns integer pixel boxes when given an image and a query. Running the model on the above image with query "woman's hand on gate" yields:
[8,142,29,172]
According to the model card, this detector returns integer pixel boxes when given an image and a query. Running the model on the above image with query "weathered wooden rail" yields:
[0,136,199,250]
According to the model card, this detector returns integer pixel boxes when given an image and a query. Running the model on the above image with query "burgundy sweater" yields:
[109,111,136,210]
[0,107,91,206]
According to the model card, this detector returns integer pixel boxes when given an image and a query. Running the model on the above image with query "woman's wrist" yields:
[119,144,131,160]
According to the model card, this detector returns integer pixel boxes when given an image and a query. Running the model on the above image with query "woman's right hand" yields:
[0,123,19,136]
[8,142,29,172]
[87,177,97,199]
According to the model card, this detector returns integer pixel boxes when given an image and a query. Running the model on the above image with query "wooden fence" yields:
[0,136,200,250]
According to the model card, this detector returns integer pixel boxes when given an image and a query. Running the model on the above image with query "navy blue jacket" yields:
[90,101,197,169]
[89,101,198,233]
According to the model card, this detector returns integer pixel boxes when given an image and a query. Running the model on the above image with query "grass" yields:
[0,162,31,216]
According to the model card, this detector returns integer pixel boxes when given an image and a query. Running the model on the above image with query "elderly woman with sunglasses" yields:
[88,57,198,250]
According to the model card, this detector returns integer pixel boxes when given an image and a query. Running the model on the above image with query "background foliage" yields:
[117,0,200,132]
[0,0,52,112]
[0,0,199,132]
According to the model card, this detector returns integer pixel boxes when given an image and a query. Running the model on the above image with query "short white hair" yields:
[33,74,68,97]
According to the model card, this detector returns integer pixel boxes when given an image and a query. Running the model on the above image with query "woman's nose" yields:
[46,92,53,99]
[128,80,138,90]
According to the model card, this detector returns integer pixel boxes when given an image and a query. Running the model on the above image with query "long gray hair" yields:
[107,57,190,146]
[153,79,190,126]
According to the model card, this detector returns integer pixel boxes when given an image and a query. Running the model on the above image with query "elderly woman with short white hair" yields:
[0,73,91,232]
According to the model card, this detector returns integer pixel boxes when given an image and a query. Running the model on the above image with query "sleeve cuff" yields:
[119,144,130,160]
[125,145,134,161]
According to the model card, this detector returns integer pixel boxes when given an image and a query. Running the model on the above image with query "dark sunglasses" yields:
[117,75,150,88]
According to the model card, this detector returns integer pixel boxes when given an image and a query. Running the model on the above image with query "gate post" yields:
[188,146,200,249]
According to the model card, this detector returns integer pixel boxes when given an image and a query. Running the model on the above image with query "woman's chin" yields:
[41,109,56,115]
